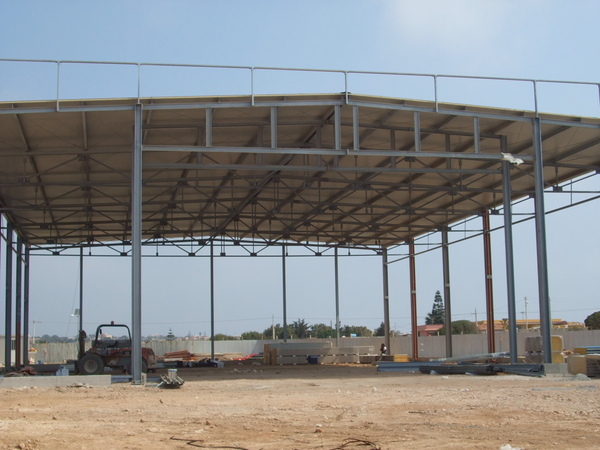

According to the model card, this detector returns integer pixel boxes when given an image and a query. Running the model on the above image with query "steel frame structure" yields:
[1,61,600,383]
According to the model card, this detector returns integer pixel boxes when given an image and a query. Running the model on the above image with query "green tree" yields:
[311,323,335,338]
[425,290,445,325]
[584,311,600,330]
[439,320,479,335]
[291,319,310,339]
[213,333,236,340]
[166,328,176,341]
[241,331,263,340]
[262,323,293,340]
[341,325,372,337]
[373,321,385,337]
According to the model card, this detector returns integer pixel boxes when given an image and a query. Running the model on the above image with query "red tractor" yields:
[78,322,157,375]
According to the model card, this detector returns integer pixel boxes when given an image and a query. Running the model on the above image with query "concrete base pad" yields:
[543,363,568,375]
[0,375,112,389]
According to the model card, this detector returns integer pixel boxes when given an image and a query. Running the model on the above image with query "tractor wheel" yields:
[79,353,104,375]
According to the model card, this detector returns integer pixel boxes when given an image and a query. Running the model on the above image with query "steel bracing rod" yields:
[11,114,60,240]
[381,247,391,354]
[482,211,495,353]
[189,109,451,241]
[4,221,13,369]
[149,108,212,232]
[211,155,297,241]
[532,118,552,363]
[184,153,250,232]
[387,186,600,267]
[308,115,465,241]
[441,228,452,357]
[409,239,418,360]
[362,119,517,244]
[366,122,575,245]
[502,160,518,364]
[223,106,341,237]
[131,103,143,384]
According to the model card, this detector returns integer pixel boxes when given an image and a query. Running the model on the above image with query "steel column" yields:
[4,221,13,369]
[409,238,418,360]
[131,103,143,384]
[282,245,288,342]
[22,246,30,365]
[532,117,553,362]
[15,236,22,366]
[502,159,518,363]
[441,228,453,357]
[210,240,215,359]
[334,247,340,346]
[482,211,495,353]
[381,248,391,353]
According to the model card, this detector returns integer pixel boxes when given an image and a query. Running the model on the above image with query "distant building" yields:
[417,324,444,336]
[474,319,583,331]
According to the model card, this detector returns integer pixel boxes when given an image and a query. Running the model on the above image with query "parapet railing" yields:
[1,58,599,117]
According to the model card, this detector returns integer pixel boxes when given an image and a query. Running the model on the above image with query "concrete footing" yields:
[543,363,569,376]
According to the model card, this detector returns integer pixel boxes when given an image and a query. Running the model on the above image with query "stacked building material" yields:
[525,336,564,364]
[263,342,375,365]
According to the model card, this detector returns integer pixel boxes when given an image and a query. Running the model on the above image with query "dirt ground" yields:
[0,363,598,450]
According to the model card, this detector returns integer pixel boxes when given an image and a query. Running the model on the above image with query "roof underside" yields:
[1,93,599,248]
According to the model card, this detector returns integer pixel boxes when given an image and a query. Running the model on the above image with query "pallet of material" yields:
[586,355,600,377]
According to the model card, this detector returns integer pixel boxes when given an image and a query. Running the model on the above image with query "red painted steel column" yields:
[483,211,495,353]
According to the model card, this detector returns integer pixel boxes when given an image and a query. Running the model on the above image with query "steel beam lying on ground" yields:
[377,361,545,377]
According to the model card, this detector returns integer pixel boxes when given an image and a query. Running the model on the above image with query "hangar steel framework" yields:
[1,60,599,382]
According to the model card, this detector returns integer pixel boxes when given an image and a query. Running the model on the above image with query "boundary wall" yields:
[3,329,599,364]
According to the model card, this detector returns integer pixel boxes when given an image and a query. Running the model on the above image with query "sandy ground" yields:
[0,363,598,450]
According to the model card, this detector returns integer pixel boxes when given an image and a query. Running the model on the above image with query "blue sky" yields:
[1,1,599,338]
